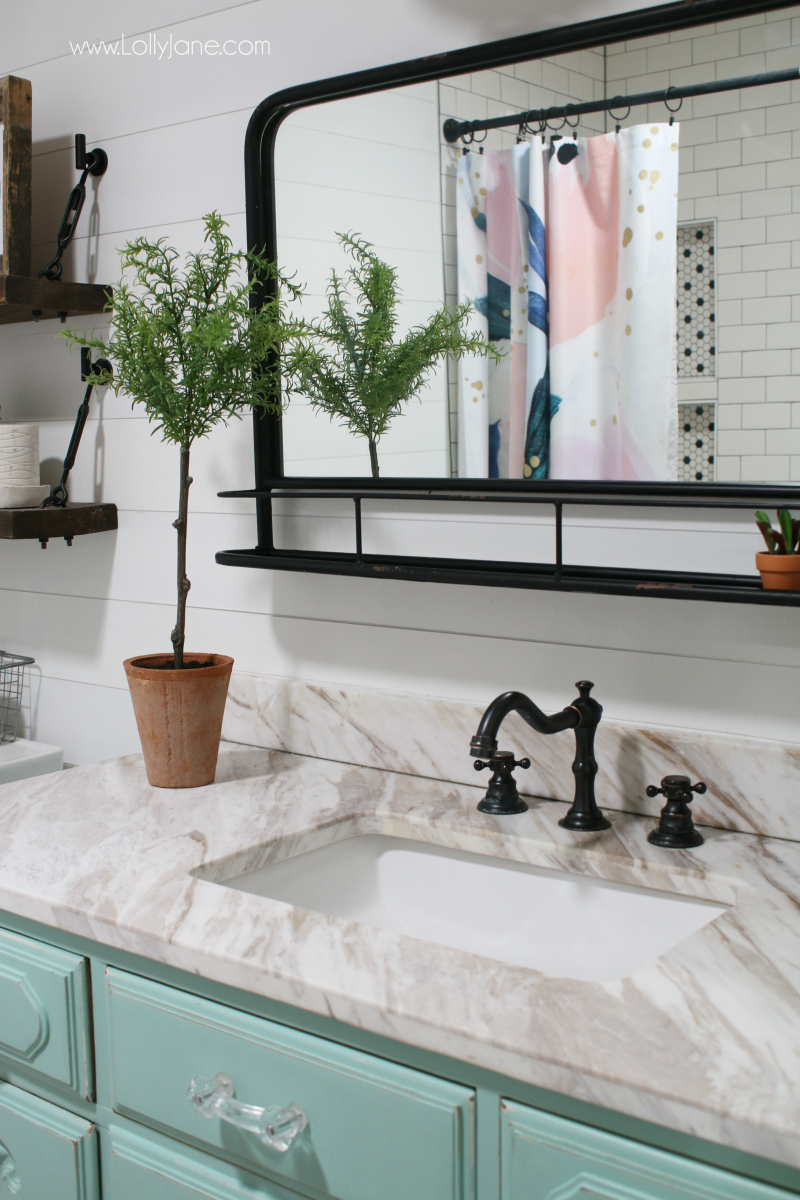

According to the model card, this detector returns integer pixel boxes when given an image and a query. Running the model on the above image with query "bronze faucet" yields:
[470,681,610,831]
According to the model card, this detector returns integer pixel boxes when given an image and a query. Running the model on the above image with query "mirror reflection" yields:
[274,11,799,484]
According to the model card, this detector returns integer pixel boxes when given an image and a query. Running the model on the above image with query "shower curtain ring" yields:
[564,106,579,139]
[608,98,631,133]
[664,87,682,125]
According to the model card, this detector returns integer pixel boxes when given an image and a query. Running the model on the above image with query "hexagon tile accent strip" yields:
[677,222,716,378]
[679,402,715,482]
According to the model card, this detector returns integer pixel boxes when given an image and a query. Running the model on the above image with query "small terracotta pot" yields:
[124,653,233,788]
[756,552,800,591]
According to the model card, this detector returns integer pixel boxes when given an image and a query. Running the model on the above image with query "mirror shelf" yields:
[217,478,800,605]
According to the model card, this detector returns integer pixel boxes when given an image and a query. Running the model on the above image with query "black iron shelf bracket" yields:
[443,66,800,143]
[37,135,108,284]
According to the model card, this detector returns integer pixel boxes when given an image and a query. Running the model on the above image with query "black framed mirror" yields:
[217,0,800,604]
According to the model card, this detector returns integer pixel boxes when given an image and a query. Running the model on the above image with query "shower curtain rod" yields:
[442,66,800,143]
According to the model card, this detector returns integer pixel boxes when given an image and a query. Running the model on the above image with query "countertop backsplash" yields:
[223,672,800,843]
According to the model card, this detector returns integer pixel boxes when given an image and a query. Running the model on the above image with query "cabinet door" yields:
[108,1125,314,1199]
[0,1080,99,1200]
[501,1102,796,1200]
[0,926,93,1097]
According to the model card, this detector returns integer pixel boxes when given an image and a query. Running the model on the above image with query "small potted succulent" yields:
[65,213,302,787]
[755,509,800,591]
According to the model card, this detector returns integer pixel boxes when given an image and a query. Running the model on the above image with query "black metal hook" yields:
[462,125,488,147]
[37,134,108,282]
[664,86,683,125]
[608,97,631,135]
[563,104,580,137]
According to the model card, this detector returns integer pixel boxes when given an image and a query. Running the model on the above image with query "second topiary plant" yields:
[285,232,499,477]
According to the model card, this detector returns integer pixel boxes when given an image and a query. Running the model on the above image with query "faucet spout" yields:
[470,691,580,759]
[470,681,610,832]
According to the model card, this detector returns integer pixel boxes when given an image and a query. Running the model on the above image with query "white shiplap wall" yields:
[0,0,798,765]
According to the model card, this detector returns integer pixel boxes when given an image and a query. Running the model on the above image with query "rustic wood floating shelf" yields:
[0,75,111,326]
[0,502,117,547]
[0,276,111,326]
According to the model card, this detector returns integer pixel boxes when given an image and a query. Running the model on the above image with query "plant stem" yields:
[170,447,193,669]
[368,438,380,479]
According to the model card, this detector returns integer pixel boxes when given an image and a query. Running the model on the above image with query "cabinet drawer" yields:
[0,927,93,1097]
[0,1080,99,1200]
[108,1125,309,1199]
[501,1102,796,1200]
[106,969,474,1200]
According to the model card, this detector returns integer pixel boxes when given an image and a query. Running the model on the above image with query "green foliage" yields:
[62,211,303,449]
[755,509,800,555]
[61,213,305,667]
[284,232,501,477]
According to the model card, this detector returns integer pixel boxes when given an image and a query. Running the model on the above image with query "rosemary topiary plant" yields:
[64,211,302,668]
[285,232,499,477]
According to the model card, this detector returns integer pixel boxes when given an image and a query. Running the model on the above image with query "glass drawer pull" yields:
[188,1072,308,1152]
[0,1139,20,1195]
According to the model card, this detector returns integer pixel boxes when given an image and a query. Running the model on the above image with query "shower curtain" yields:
[456,125,679,480]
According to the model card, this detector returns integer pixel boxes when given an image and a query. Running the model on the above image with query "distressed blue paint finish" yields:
[500,1103,798,1200]
[108,1125,311,1199]
[0,1080,99,1199]
[105,968,474,1200]
[0,928,93,1098]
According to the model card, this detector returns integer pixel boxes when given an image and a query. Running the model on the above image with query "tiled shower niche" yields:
[677,223,716,379]
[677,222,716,482]
[679,403,715,483]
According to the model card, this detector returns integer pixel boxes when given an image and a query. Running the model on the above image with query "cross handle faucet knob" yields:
[474,750,530,816]
[646,774,707,850]
[474,754,530,773]
[646,776,707,799]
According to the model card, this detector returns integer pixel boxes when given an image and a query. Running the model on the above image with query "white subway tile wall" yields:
[439,11,800,481]
[602,13,799,482]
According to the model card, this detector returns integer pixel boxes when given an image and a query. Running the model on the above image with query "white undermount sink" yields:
[221,834,726,983]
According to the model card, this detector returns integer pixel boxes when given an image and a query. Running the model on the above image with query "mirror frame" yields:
[244,0,799,499]
[216,0,800,606]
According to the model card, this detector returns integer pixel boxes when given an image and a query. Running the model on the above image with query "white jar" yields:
[0,423,49,508]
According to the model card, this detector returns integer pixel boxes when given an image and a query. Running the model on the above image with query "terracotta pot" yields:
[756,552,800,592]
[124,653,233,788]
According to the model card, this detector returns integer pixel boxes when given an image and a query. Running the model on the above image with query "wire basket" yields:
[0,652,33,742]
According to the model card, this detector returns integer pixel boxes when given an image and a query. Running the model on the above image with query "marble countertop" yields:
[1,745,799,1167]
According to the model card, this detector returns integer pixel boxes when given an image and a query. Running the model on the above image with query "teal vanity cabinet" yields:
[0,927,99,1198]
[500,1104,796,1200]
[0,1083,98,1200]
[1,913,800,1200]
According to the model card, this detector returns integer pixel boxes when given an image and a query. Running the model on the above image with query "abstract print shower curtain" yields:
[457,125,679,480]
